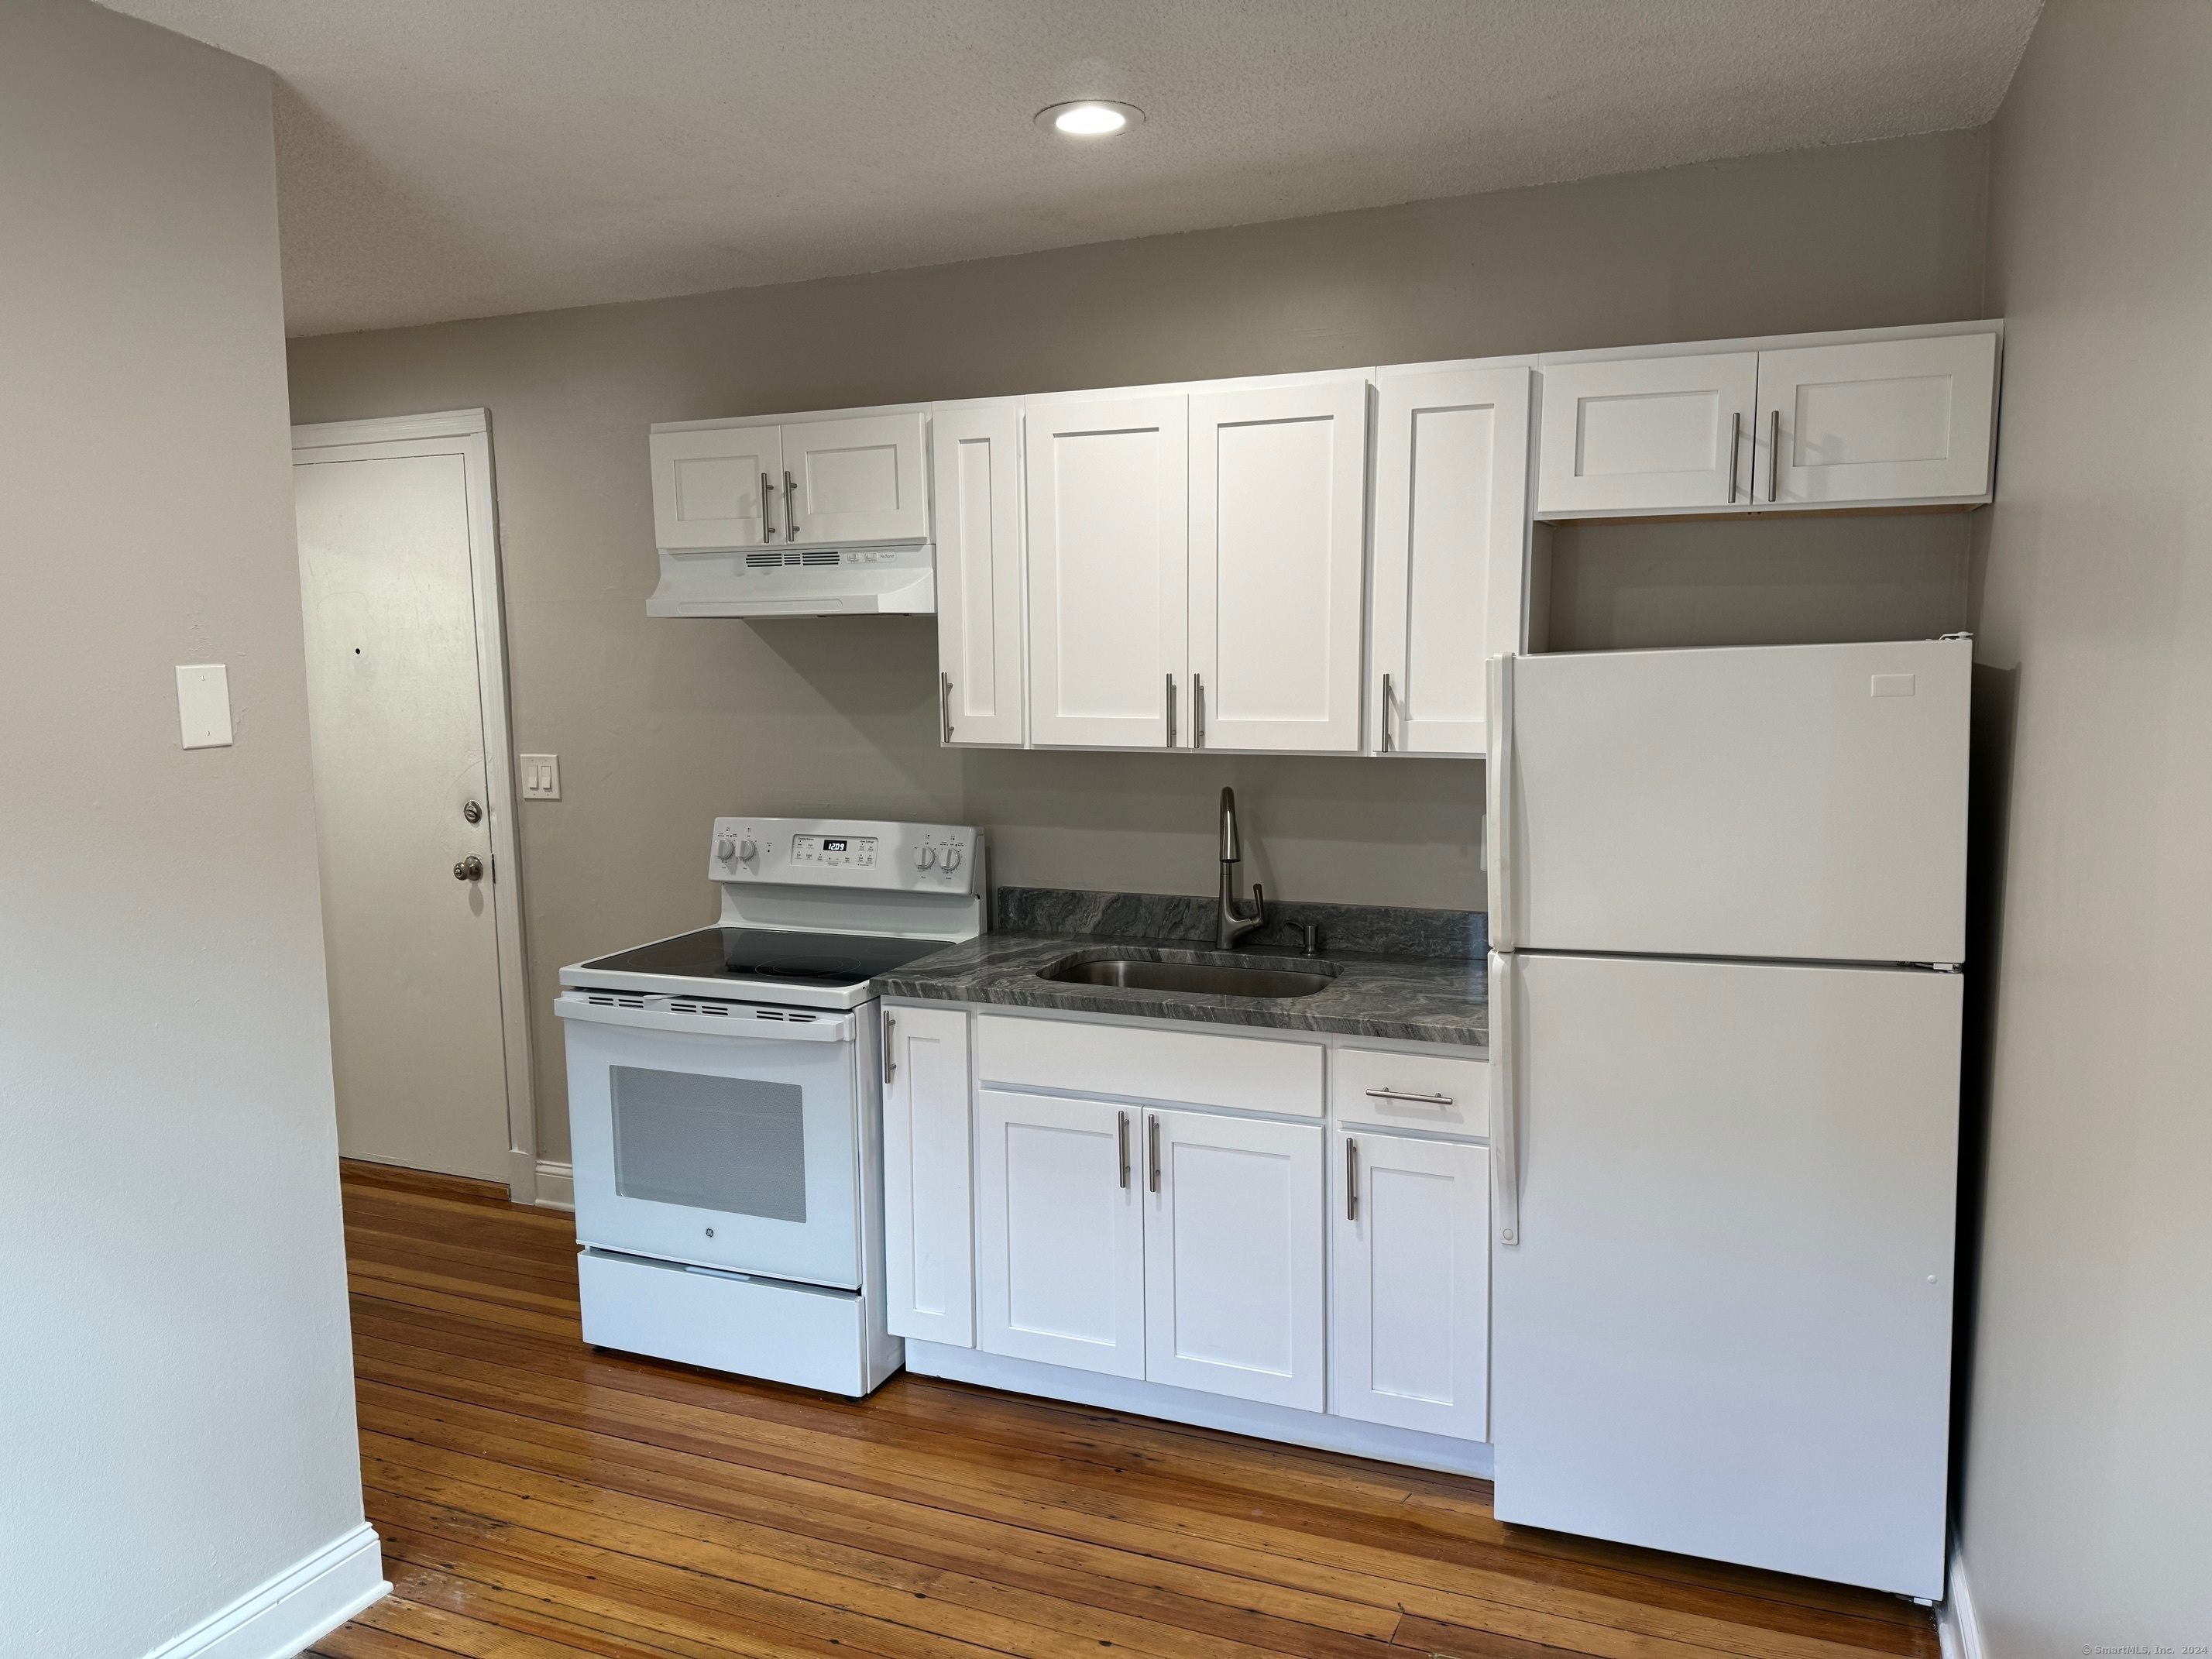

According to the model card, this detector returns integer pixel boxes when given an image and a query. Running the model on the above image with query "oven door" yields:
[558,992,862,1288]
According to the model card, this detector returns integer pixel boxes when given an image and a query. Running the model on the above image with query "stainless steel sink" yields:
[1041,955,1338,999]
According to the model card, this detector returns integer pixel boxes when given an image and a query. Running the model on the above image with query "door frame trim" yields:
[290,407,541,1202]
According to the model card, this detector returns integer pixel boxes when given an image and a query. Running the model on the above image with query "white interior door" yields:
[1143,1110,1324,1410]
[1025,396,1189,749]
[1535,352,1757,516]
[1754,333,1997,506]
[293,417,526,1186]
[930,401,1025,747]
[881,1005,974,1345]
[975,1089,1145,1376]
[650,424,783,550]
[1371,366,1531,755]
[782,410,930,544]
[1188,380,1367,753]
[1491,952,1960,1598]
[1331,1129,1489,1442]
[1495,638,1970,963]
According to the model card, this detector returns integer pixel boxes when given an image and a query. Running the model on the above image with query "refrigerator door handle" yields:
[1486,654,1516,950]
[1489,948,1520,1246]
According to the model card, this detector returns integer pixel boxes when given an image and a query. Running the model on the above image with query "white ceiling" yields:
[105,0,2042,338]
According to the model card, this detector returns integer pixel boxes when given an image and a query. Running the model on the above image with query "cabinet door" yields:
[1189,380,1367,754]
[1143,1110,1324,1409]
[1753,333,1997,507]
[1025,396,1190,749]
[1331,1131,1489,1441]
[1370,366,1532,755]
[881,1006,974,1346]
[931,402,1025,747]
[782,410,930,544]
[1534,353,1757,517]
[650,425,783,551]
[975,1089,1145,1376]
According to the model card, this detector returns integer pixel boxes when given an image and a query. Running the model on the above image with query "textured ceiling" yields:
[105,0,2042,337]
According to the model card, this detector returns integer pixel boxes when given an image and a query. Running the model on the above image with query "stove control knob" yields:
[737,838,757,861]
[940,844,963,873]
[715,836,736,862]
[914,845,937,870]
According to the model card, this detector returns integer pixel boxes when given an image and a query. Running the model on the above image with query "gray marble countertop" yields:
[874,931,1488,1048]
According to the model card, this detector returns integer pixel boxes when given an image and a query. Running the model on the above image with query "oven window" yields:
[610,1066,808,1222]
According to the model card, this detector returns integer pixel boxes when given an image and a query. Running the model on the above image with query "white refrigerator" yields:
[1484,637,1968,1601]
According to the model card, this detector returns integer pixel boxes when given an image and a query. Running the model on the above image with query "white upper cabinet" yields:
[881,1005,974,1348]
[930,401,1025,747]
[1753,332,1998,507]
[1370,366,1532,756]
[651,424,782,551]
[781,410,930,544]
[1189,380,1368,754]
[1025,395,1190,750]
[1536,353,1757,517]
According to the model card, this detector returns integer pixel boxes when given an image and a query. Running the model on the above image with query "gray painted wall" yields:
[1963,2,2212,1650]
[287,130,1987,1163]
[0,3,366,1654]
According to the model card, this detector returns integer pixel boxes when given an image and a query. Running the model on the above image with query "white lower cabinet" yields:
[1142,1109,1326,1410]
[1330,1129,1491,1441]
[881,1005,975,1346]
[974,1088,1146,1376]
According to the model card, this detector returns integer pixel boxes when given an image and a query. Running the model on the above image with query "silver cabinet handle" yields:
[939,672,955,742]
[1381,672,1395,752]
[1147,1113,1162,1194]
[1486,653,1517,951]
[1767,408,1781,503]
[1194,672,1206,749]
[1345,1135,1359,1221]
[1117,1111,1131,1190]
[882,1011,895,1083]
[1727,410,1742,504]
[1365,1087,1455,1107]
[761,471,776,541]
[785,469,800,538]
[1490,949,1519,1246]
[1165,675,1176,747]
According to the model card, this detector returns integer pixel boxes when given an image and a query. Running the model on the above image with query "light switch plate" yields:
[520,754,562,799]
[176,664,233,749]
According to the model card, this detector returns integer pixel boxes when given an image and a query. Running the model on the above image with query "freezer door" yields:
[1489,952,1960,1598]
[1492,639,1968,962]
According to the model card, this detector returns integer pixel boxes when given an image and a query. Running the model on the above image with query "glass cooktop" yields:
[580,926,946,989]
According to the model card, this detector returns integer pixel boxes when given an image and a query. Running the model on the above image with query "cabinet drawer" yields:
[1334,1045,1486,1136]
[977,1015,1322,1117]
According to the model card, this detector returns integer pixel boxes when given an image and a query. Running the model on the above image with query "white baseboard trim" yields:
[908,1340,1494,1479]
[534,1159,575,1211]
[1936,1534,1985,1659]
[142,1523,386,1659]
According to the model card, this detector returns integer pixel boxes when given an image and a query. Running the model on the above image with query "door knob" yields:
[453,855,484,881]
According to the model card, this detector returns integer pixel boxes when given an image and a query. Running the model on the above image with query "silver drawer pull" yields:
[1364,1087,1455,1107]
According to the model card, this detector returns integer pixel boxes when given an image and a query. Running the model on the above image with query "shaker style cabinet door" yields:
[1025,396,1190,749]
[930,401,1025,747]
[1370,366,1532,755]
[1534,352,1757,518]
[1330,1129,1490,1441]
[650,425,785,551]
[881,1005,975,1347]
[1752,332,1998,507]
[975,1088,1146,1377]
[1187,380,1368,754]
[1142,1109,1324,1410]
[780,410,931,545]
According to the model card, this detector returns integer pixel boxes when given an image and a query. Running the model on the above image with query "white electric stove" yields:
[555,816,982,1397]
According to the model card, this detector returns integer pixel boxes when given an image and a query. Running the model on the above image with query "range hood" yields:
[646,543,936,618]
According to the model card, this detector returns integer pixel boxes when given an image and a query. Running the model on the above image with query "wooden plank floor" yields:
[318,1159,1937,1659]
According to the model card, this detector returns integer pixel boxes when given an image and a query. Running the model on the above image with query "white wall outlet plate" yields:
[520,754,561,799]
[175,664,233,749]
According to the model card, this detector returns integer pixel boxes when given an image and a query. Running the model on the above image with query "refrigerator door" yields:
[1489,951,1960,1598]
[1489,639,1968,963]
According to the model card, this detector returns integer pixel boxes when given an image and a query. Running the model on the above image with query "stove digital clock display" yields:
[790,833,877,868]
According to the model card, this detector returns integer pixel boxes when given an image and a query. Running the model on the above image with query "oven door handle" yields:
[553,991,854,1042]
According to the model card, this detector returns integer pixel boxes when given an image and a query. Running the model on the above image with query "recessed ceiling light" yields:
[1036,100,1144,139]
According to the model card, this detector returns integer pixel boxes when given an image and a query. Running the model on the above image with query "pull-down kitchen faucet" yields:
[1216,787,1266,948]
